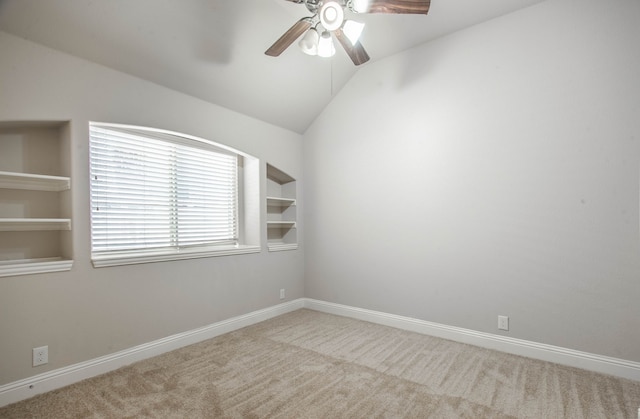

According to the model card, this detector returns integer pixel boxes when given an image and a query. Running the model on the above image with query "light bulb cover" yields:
[317,31,336,57]
[319,1,344,31]
[298,28,319,55]
[351,0,370,13]
[342,20,365,45]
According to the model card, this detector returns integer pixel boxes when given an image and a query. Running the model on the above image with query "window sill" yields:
[91,245,261,268]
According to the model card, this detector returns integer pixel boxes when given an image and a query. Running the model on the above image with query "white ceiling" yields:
[0,0,544,133]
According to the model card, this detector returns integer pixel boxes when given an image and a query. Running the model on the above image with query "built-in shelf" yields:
[0,257,73,278]
[267,243,299,252]
[0,170,70,191]
[266,164,295,185]
[0,120,73,277]
[267,196,296,207]
[0,218,72,231]
[267,221,297,229]
[266,163,297,252]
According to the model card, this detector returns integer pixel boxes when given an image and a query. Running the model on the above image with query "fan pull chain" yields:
[330,58,334,97]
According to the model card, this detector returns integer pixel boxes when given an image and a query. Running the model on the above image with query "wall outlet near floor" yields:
[33,345,48,367]
[498,315,509,331]
[280,289,285,300]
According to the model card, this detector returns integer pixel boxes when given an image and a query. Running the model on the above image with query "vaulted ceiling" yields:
[0,0,544,133]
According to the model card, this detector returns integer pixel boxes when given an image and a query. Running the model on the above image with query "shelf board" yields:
[266,164,295,185]
[267,243,299,252]
[0,257,73,278]
[267,196,296,207]
[0,218,71,231]
[267,221,296,229]
[0,120,67,130]
[0,171,70,191]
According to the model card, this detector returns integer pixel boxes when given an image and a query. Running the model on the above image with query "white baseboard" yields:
[303,299,640,382]
[0,299,305,408]
[2,297,639,409]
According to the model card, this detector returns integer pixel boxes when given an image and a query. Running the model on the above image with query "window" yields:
[89,123,259,267]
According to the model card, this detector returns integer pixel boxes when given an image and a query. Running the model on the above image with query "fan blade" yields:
[334,28,370,66]
[265,18,312,57]
[364,0,430,14]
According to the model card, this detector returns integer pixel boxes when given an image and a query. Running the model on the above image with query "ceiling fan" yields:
[265,0,431,66]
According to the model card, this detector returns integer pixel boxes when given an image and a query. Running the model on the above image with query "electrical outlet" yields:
[498,315,509,331]
[280,289,285,300]
[33,346,48,367]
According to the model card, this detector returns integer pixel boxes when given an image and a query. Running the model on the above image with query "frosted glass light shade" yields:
[352,0,370,13]
[343,20,365,45]
[299,28,319,55]
[317,31,335,58]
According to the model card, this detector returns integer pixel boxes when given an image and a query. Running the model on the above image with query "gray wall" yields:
[0,32,304,385]
[303,0,640,362]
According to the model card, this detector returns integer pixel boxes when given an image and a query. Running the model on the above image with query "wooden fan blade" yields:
[265,19,312,57]
[334,28,370,66]
[364,0,430,14]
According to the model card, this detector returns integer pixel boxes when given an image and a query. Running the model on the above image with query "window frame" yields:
[89,122,260,268]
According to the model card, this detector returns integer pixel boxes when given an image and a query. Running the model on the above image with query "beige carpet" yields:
[1,309,639,418]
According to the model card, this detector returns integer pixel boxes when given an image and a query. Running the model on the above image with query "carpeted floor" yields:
[1,309,639,418]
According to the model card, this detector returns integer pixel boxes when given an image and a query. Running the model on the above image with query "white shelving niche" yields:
[266,163,297,252]
[0,121,73,277]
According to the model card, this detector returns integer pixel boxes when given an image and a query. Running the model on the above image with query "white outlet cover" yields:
[498,316,509,331]
[32,345,48,367]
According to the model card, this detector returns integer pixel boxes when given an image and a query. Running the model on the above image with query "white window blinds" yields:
[90,125,238,254]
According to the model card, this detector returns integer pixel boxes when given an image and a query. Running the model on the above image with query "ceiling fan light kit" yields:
[266,0,431,66]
